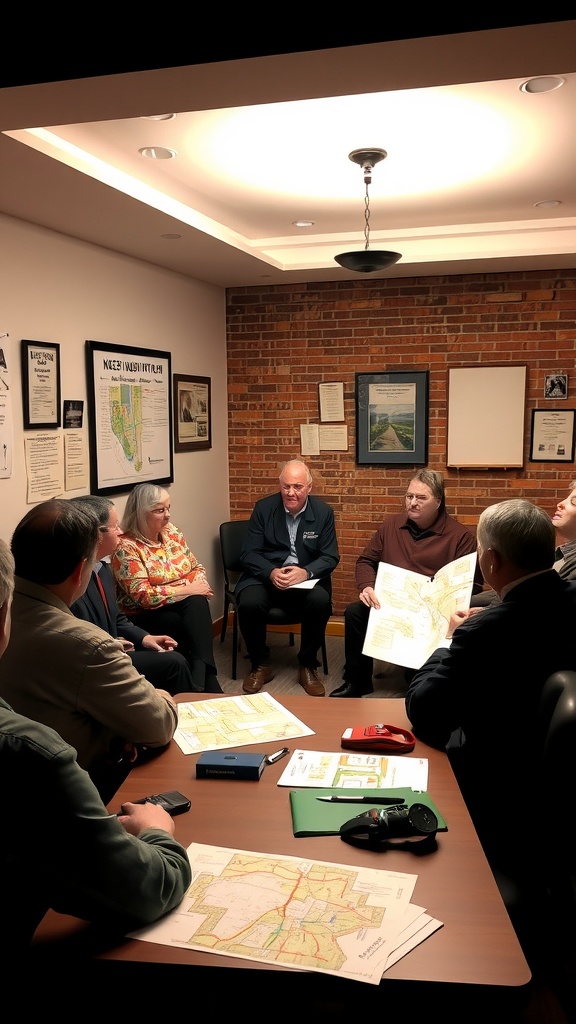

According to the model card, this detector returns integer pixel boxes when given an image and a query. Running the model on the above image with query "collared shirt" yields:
[283,498,309,565]
[554,539,576,579]
[500,568,553,600]
[355,509,480,592]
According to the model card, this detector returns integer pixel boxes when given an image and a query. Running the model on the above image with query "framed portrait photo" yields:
[173,374,211,452]
[355,370,429,464]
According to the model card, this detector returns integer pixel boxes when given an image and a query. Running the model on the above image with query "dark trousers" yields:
[343,600,374,687]
[128,596,218,692]
[237,582,331,669]
[130,650,198,696]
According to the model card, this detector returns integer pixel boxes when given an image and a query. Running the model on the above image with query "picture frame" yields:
[21,339,61,429]
[530,408,576,463]
[85,340,173,496]
[173,374,211,452]
[355,371,429,464]
[544,373,568,399]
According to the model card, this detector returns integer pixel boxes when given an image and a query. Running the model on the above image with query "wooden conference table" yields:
[32,695,530,1012]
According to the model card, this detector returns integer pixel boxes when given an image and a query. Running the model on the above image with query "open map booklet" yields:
[362,551,477,670]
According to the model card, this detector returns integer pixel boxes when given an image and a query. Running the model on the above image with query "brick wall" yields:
[226,269,576,614]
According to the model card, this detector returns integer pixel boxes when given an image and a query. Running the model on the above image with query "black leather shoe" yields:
[329,681,373,698]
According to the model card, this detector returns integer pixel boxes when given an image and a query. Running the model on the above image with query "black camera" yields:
[339,802,438,850]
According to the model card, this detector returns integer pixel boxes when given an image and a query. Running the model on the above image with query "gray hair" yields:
[70,495,113,528]
[477,499,555,572]
[121,483,167,537]
[0,538,14,609]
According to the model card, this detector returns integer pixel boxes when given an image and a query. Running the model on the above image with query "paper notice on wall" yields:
[24,432,64,503]
[64,430,89,491]
[318,425,348,451]
[300,422,320,455]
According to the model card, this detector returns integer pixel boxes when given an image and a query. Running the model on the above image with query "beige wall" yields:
[0,213,229,614]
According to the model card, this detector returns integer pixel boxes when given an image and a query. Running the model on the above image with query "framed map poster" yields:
[86,340,173,496]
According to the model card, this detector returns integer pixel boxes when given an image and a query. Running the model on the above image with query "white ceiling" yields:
[1,22,575,288]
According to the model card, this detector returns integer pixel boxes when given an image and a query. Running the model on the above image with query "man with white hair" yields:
[406,498,576,875]
[236,459,339,697]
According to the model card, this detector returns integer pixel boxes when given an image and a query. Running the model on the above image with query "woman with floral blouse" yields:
[112,484,222,693]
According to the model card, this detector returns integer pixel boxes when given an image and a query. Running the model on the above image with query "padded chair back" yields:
[219,520,249,586]
[539,669,576,815]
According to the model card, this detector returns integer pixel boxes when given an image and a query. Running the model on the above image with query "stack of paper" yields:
[132,843,442,984]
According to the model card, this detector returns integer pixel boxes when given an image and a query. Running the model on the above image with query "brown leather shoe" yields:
[243,665,274,694]
[297,666,325,697]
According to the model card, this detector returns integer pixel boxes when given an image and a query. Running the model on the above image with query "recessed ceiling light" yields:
[142,114,176,121]
[293,220,315,228]
[520,77,565,95]
[160,233,182,239]
[139,146,177,160]
[534,200,561,209]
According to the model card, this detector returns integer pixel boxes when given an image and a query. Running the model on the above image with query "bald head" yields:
[279,461,312,517]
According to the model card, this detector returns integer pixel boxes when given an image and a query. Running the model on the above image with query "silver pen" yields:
[316,795,405,805]
[266,747,290,765]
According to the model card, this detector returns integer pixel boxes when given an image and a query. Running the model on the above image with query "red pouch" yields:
[341,723,416,754]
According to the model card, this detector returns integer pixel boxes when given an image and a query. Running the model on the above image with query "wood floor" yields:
[215,628,408,698]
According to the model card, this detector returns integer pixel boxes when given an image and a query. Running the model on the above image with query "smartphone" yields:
[133,790,191,815]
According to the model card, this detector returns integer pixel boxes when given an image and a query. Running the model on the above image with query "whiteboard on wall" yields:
[447,366,526,468]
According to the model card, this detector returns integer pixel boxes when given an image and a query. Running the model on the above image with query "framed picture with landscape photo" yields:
[355,371,429,464]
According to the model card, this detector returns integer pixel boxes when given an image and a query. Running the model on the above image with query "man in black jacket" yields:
[406,498,576,878]
[236,460,339,697]
[71,495,196,695]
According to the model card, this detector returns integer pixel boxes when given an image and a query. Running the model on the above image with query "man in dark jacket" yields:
[71,495,196,695]
[236,460,339,697]
[405,498,576,878]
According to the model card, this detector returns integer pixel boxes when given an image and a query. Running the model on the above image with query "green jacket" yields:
[0,697,191,952]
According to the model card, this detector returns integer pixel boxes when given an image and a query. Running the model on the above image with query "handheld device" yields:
[341,723,416,754]
[340,802,438,850]
[132,790,191,815]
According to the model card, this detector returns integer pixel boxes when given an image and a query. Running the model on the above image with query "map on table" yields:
[174,692,314,754]
[131,843,441,984]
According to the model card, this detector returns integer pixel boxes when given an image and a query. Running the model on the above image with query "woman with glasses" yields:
[112,483,222,693]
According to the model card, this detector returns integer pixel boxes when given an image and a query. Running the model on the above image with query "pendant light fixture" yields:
[334,149,401,273]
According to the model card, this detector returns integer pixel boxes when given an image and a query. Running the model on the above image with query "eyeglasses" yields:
[100,524,123,533]
[150,506,171,516]
[280,484,307,493]
[405,494,431,503]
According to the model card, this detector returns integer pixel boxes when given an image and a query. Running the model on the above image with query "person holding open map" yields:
[331,469,481,698]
